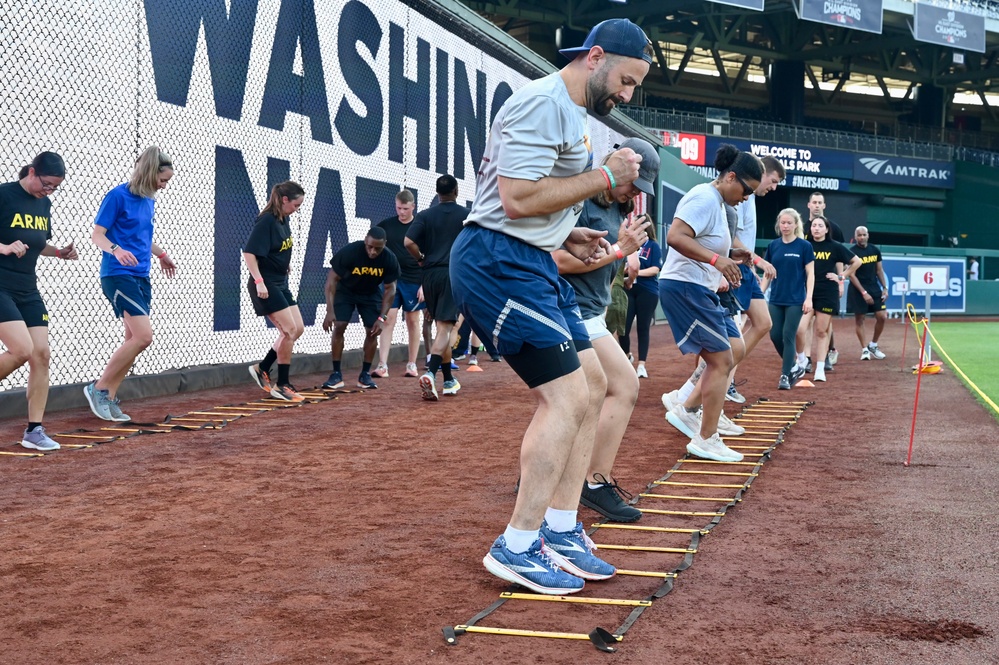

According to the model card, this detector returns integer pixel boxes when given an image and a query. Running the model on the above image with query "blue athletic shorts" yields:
[735,264,765,311]
[659,279,733,355]
[388,279,426,312]
[101,276,152,318]
[450,225,588,356]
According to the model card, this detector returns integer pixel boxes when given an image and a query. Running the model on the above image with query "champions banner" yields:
[798,0,884,34]
[912,4,986,53]
[707,0,766,10]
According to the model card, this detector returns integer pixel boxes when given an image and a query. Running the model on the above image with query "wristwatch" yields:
[109,243,119,253]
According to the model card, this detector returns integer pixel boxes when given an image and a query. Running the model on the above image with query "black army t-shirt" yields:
[330,240,401,295]
[0,181,53,292]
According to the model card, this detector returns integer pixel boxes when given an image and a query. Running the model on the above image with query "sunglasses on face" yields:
[734,174,754,197]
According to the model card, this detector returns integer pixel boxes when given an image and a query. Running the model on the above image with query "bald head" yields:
[855,226,869,247]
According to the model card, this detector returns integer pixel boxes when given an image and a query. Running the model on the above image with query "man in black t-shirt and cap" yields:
[404,174,469,400]
[321,227,400,390]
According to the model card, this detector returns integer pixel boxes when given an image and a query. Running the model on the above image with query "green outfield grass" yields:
[925,322,999,420]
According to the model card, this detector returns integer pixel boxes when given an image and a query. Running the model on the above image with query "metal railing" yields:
[619,105,999,167]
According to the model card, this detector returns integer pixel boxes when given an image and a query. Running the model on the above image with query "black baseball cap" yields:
[559,19,653,64]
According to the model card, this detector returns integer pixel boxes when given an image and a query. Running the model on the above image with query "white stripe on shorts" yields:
[493,298,572,349]
[113,289,149,317]
[675,318,729,350]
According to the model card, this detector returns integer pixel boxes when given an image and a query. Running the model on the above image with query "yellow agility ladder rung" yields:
[594,543,697,554]
[168,417,223,423]
[669,469,758,477]
[730,437,779,443]
[1,450,44,456]
[100,427,172,433]
[456,625,621,642]
[719,444,772,450]
[615,569,678,579]
[639,493,738,502]
[638,508,724,516]
[57,434,119,441]
[591,523,703,534]
[214,406,268,411]
[653,481,747,489]
[500,592,651,607]
[679,459,760,466]
[189,411,243,417]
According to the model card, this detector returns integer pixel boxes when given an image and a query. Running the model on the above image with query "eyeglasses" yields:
[734,174,754,197]
[38,178,61,192]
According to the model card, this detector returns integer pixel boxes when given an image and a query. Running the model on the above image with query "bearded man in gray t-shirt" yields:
[450,19,654,595]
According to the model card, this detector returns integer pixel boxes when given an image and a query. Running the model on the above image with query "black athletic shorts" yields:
[422,266,458,322]
[248,277,297,316]
[0,288,48,327]
[333,287,381,328]
[847,285,886,315]
[811,287,840,316]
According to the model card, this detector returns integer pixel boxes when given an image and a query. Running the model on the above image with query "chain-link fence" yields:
[1,0,631,391]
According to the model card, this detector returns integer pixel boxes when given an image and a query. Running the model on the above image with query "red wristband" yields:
[598,168,612,190]
[612,243,624,260]
[254,278,264,285]
[709,253,719,266]
[752,256,761,266]
[157,251,167,259]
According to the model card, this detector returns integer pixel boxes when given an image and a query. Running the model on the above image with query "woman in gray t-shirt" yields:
[658,144,762,464]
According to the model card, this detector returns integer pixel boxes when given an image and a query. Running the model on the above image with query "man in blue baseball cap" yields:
[559,18,654,64]
[450,18,653,596]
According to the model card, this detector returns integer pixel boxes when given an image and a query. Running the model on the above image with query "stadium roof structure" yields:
[454,0,999,126]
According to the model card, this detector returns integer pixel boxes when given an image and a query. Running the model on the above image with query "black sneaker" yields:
[778,375,791,390]
[805,357,813,373]
[357,372,378,389]
[824,359,834,372]
[789,365,806,385]
[579,474,641,523]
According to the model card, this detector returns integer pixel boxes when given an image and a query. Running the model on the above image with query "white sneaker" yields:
[636,364,648,379]
[717,412,745,436]
[667,405,701,439]
[828,349,840,365]
[869,344,886,360]
[861,348,872,361]
[661,389,681,414]
[814,364,827,382]
[686,433,743,462]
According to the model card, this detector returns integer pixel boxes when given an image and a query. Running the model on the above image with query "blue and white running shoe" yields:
[540,521,616,581]
[483,536,585,595]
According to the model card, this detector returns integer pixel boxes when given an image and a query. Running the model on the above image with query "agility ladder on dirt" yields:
[0,386,366,459]
[444,398,813,653]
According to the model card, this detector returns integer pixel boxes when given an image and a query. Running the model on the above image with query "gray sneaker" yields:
[21,426,60,451]
[84,382,114,421]
[717,412,745,436]
[107,397,131,422]
[687,433,744,462]
[667,404,701,439]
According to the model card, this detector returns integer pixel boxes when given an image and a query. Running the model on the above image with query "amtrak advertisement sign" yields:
[853,155,955,189]
[883,256,966,313]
